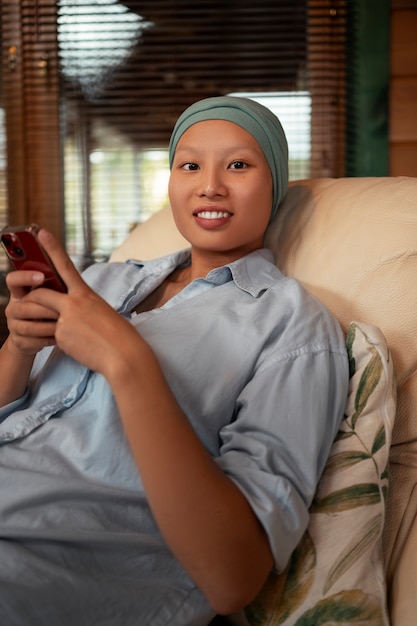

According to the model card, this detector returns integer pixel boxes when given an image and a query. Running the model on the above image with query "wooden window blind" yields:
[0,0,347,270]
[0,0,62,277]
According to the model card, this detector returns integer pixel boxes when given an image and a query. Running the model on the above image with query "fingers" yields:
[5,229,84,302]
[7,298,59,323]
[7,325,56,354]
[3,229,76,356]
[5,299,58,355]
[6,270,46,299]
[6,268,63,317]
[36,229,83,293]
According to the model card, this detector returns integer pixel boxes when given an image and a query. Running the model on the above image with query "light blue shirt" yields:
[0,248,349,625]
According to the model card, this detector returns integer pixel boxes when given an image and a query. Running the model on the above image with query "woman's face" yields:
[168,119,273,263]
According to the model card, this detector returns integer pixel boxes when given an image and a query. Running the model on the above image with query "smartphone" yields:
[0,224,67,293]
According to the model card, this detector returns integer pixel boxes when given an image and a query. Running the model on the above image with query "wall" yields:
[390,0,417,176]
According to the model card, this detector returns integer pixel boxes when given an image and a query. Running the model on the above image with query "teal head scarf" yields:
[168,96,289,220]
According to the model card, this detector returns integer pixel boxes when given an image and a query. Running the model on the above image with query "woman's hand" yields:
[5,266,59,357]
[1,236,64,405]
[0,226,149,407]
[22,229,143,377]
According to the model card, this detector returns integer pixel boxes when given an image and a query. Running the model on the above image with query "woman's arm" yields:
[0,338,36,406]
[106,343,274,615]
[25,230,274,615]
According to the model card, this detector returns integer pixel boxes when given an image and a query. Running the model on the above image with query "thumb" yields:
[37,228,84,292]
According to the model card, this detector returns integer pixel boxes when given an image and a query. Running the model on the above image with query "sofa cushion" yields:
[110,206,188,262]
[244,321,395,626]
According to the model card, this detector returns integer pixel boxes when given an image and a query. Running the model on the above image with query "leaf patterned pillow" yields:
[245,321,396,626]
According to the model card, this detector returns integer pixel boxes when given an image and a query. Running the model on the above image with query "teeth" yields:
[196,211,230,219]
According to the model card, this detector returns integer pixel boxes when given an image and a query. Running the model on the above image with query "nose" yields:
[198,164,227,198]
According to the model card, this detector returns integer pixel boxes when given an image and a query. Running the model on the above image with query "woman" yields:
[0,97,349,625]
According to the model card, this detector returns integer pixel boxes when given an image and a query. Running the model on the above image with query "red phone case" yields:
[0,224,67,292]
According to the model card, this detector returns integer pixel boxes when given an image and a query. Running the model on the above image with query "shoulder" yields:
[81,250,192,307]
[224,251,347,364]
[254,253,347,360]
[268,275,347,359]
[81,261,142,301]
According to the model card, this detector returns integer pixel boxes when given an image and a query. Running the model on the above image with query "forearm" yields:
[106,343,273,614]
[0,336,35,407]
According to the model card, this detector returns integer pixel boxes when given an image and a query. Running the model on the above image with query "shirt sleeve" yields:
[215,344,349,573]
[0,345,54,421]
[0,388,31,422]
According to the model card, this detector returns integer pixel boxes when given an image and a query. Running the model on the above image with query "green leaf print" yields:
[323,513,382,594]
[245,569,288,626]
[293,589,384,625]
[334,429,355,442]
[246,532,315,625]
[371,423,386,455]
[381,467,389,481]
[310,483,381,514]
[321,450,370,478]
[351,349,382,428]
[346,324,356,378]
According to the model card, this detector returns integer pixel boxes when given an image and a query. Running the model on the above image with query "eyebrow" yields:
[174,144,261,156]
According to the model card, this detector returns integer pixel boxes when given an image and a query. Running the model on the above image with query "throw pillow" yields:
[245,321,396,626]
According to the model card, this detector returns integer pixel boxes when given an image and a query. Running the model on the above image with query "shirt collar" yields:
[224,248,279,296]
[129,247,279,298]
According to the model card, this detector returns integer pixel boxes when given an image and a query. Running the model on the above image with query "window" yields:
[0,0,347,270]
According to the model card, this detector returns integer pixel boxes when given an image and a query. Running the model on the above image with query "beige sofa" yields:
[111,177,417,625]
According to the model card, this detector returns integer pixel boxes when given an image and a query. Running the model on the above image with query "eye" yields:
[229,160,247,170]
[182,162,199,171]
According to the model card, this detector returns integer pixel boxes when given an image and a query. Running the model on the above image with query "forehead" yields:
[176,119,263,152]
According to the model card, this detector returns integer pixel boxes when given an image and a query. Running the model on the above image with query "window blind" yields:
[0,0,347,269]
[0,0,63,276]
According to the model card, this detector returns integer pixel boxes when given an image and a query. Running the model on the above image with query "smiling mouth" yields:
[195,211,232,219]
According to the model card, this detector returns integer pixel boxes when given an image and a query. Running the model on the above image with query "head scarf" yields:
[168,96,289,220]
